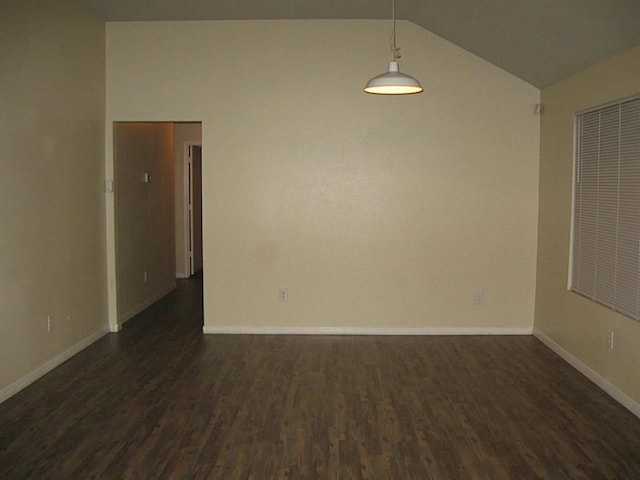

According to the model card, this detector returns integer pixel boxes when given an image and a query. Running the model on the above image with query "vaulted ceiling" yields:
[80,0,640,88]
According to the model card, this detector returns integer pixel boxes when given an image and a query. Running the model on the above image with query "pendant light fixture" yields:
[364,0,423,95]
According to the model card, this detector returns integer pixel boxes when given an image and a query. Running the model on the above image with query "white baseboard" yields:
[534,329,640,419]
[176,273,190,279]
[202,326,533,335]
[0,327,109,404]
[118,282,177,326]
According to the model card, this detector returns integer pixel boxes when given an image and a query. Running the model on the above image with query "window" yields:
[571,96,640,321]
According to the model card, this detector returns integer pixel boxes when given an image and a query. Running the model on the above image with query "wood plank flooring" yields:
[1,276,640,478]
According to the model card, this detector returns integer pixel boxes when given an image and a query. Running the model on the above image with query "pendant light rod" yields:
[391,0,398,61]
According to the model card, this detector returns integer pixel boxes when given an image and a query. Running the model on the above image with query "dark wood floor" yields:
[1,278,640,479]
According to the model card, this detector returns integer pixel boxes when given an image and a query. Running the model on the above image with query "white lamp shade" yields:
[364,61,423,95]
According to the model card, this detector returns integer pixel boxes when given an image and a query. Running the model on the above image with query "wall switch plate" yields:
[279,288,288,302]
[47,315,53,332]
[607,331,614,350]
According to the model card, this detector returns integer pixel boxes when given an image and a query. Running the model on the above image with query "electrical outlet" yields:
[474,291,484,305]
[607,331,614,350]
[47,315,53,333]
[279,288,288,303]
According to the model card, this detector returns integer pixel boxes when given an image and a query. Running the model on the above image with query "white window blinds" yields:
[571,96,640,321]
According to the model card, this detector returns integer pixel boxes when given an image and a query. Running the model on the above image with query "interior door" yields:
[189,145,203,275]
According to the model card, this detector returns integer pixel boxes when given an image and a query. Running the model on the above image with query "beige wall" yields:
[174,123,202,278]
[0,1,107,396]
[106,20,540,332]
[535,46,640,405]
[115,123,176,323]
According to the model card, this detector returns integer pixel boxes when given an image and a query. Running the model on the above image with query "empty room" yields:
[1,0,639,478]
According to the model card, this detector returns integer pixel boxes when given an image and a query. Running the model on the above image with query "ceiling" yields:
[79,0,640,88]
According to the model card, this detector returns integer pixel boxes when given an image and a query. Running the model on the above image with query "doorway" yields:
[187,144,203,276]
[111,121,203,329]
[174,122,203,278]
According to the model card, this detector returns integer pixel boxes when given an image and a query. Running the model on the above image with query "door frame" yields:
[181,141,202,277]
[106,122,204,332]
